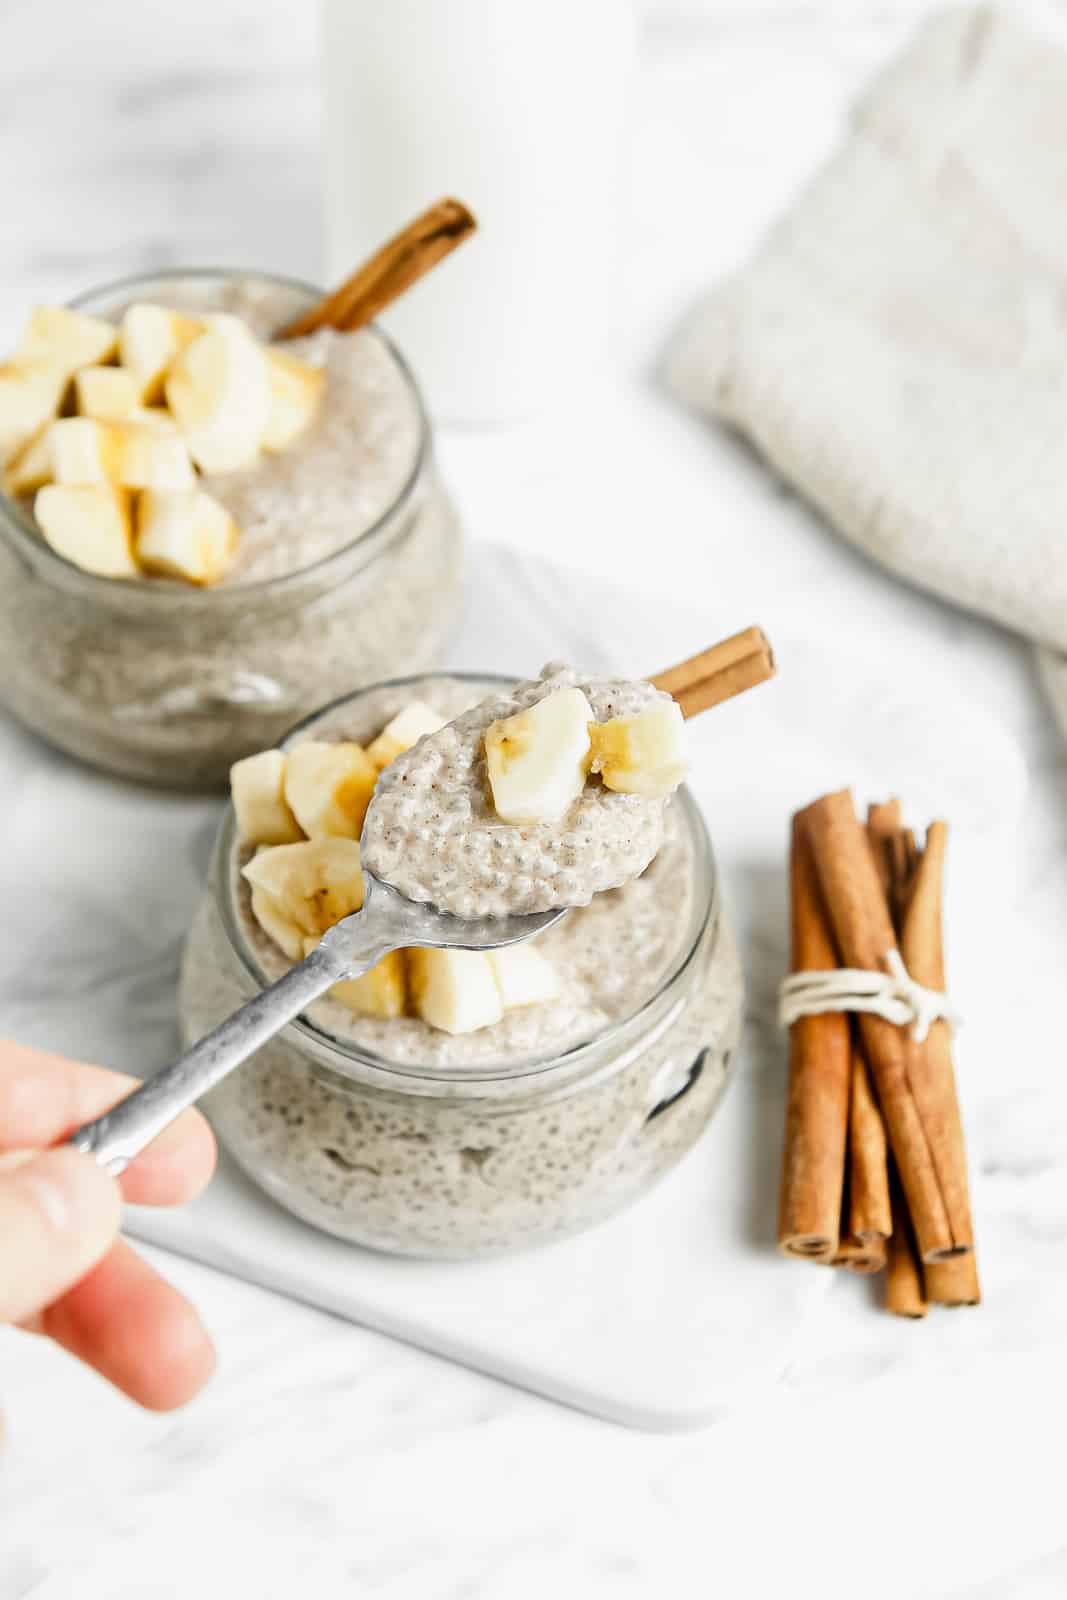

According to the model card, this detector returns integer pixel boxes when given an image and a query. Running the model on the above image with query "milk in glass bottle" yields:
[321,0,637,422]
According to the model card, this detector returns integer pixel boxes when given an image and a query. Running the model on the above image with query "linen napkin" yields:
[668,4,1067,735]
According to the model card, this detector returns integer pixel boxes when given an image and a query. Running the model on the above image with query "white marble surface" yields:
[2,2,1066,1595]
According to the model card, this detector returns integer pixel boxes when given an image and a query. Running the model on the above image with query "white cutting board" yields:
[0,543,1020,1430]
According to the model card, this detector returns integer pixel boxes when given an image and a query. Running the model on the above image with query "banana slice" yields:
[366,701,447,771]
[49,418,124,485]
[484,687,594,824]
[589,702,688,797]
[135,489,238,586]
[230,749,304,847]
[408,947,503,1036]
[284,740,378,840]
[129,406,179,433]
[118,423,196,491]
[165,314,271,473]
[0,363,68,464]
[263,350,326,453]
[34,484,137,578]
[488,945,560,1010]
[305,940,407,1020]
[242,838,365,951]
[74,366,139,422]
[118,304,203,403]
[2,425,53,497]
[15,306,118,374]
[249,887,306,962]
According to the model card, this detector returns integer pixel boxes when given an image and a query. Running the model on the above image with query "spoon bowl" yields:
[329,867,565,957]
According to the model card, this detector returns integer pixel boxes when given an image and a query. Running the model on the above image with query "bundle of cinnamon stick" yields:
[778,789,979,1317]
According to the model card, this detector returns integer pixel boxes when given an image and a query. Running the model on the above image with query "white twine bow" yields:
[778,950,960,1043]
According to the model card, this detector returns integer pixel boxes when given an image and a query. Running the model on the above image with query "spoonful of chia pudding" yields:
[361,664,688,918]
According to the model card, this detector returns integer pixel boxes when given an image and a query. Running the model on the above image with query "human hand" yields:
[1,1040,217,1410]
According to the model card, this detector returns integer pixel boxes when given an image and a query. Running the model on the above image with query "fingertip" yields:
[139,1300,217,1412]
[43,1239,216,1412]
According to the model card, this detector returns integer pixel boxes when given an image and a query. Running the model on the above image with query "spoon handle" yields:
[68,944,349,1176]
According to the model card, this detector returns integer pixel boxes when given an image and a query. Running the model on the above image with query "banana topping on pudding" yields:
[0,300,324,584]
[361,665,689,919]
[230,697,575,1038]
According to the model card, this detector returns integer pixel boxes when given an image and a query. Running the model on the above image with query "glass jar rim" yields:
[0,266,431,605]
[212,670,721,1090]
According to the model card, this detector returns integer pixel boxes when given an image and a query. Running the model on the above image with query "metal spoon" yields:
[67,871,563,1176]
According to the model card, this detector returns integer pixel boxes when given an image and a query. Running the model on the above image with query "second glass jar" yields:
[0,270,463,788]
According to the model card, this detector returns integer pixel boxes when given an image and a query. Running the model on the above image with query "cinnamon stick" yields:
[276,197,477,341]
[846,1244,887,1274]
[867,799,903,900]
[834,1222,887,1275]
[888,830,919,930]
[844,1037,891,1246]
[886,1165,927,1318]
[897,822,975,1265]
[800,790,973,1263]
[651,626,775,720]
[879,807,981,1307]
[777,814,851,1261]
[832,804,896,1259]
[925,1252,981,1308]
[826,805,894,1273]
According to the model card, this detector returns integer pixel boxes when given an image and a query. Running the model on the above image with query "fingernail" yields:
[0,1150,71,1231]
[22,1169,71,1231]
[0,1150,36,1173]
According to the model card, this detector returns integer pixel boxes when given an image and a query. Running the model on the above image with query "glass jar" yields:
[0,270,463,789]
[179,674,744,1260]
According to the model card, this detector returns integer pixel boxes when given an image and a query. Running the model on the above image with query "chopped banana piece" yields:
[488,945,560,1010]
[263,349,326,453]
[230,749,304,847]
[243,838,365,947]
[408,947,503,1036]
[484,688,594,825]
[0,363,67,464]
[284,740,378,840]
[74,366,139,422]
[34,484,137,578]
[128,406,179,433]
[165,314,271,473]
[249,886,306,962]
[366,701,447,771]
[589,702,688,797]
[2,426,53,497]
[118,424,196,491]
[312,943,407,1020]
[49,418,124,485]
[119,304,203,403]
[15,306,117,374]
[135,489,238,586]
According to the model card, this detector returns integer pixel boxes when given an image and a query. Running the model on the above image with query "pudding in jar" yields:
[0,272,462,787]
[179,670,743,1259]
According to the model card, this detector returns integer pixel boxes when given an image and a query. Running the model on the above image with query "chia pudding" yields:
[0,271,462,787]
[362,665,675,917]
[179,673,744,1258]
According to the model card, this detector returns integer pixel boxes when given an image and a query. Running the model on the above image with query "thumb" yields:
[0,1148,121,1325]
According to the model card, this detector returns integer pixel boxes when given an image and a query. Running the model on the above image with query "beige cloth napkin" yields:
[668,4,1067,734]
